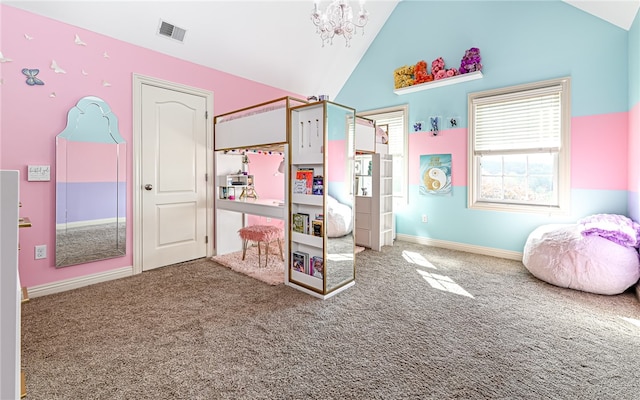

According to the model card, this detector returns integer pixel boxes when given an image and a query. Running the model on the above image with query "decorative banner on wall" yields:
[420,154,452,196]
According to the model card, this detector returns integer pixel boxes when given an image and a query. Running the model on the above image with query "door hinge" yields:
[205,111,208,119]
[205,235,209,244]
[205,173,209,182]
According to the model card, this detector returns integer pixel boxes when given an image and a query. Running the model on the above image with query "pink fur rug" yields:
[212,247,285,285]
[212,245,366,286]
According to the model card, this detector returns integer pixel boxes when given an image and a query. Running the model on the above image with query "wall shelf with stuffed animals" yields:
[394,71,483,95]
[393,47,483,95]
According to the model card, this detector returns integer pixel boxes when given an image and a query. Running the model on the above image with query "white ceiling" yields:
[3,1,639,100]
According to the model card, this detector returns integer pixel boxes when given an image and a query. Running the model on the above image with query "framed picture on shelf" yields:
[354,159,362,175]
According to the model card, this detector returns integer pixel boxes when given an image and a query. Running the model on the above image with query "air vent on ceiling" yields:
[158,20,186,43]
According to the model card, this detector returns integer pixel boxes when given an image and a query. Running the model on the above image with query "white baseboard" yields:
[26,266,134,298]
[395,234,523,261]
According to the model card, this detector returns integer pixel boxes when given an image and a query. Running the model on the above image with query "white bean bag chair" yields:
[326,195,353,238]
[523,215,640,295]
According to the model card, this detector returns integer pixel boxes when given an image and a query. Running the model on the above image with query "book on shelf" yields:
[292,251,309,274]
[295,168,314,195]
[312,175,324,195]
[293,179,307,194]
[312,219,323,237]
[310,256,324,279]
[292,213,310,234]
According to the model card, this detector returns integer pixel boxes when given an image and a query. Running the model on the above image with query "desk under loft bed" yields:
[213,96,306,264]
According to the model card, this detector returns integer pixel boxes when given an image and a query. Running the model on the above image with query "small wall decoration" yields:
[420,154,452,196]
[430,116,440,136]
[74,34,87,46]
[50,60,66,74]
[22,68,44,86]
[413,121,423,132]
[0,51,13,63]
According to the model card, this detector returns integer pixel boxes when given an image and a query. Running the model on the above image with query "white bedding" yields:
[326,195,353,238]
[523,224,640,295]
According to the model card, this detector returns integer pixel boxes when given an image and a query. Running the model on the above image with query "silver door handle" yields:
[144,184,153,191]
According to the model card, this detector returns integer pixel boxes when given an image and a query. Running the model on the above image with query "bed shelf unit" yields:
[355,150,393,251]
[288,101,356,299]
[354,117,394,251]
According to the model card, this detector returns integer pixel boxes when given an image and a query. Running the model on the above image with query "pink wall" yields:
[1,5,301,287]
[407,113,630,192]
[245,152,285,229]
[570,112,628,190]
[628,102,640,192]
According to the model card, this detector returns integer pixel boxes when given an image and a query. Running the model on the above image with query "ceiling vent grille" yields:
[158,20,186,42]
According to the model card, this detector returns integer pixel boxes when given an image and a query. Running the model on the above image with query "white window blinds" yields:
[472,85,563,155]
[366,110,405,155]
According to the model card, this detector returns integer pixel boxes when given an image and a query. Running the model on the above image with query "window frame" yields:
[467,77,571,215]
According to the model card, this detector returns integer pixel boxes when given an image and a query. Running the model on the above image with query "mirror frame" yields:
[55,96,126,267]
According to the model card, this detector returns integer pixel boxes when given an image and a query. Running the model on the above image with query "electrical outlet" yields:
[35,244,47,259]
[421,214,428,223]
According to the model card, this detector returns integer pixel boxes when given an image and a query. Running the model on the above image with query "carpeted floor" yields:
[20,241,640,399]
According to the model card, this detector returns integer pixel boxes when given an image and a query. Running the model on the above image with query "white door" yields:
[140,84,208,271]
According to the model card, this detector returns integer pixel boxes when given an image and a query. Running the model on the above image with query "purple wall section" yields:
[56,182,125,223]
[1,5,302,287]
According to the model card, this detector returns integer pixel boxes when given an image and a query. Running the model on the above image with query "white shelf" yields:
[217,198,285,219]
[394,71,483,95]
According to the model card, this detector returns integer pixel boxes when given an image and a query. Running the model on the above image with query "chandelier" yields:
[311,1,369,47]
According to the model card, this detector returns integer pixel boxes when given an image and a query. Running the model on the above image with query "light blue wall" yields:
[336,0,634,253]
[630,11,640,108]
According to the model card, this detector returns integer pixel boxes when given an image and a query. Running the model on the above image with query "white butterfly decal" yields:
[50,60,66,74]
[22,68,44,86]
[24,34,33,40]
[102,80,112,87]
[49,92,56,98]
[74,34,87,46]
[103,51,110,59]
[81,69,89,76]
[0,51,13,63]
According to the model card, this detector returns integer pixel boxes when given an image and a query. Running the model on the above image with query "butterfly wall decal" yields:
[22,68,45,86]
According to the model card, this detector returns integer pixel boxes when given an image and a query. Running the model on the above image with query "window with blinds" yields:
[468,77,571,214]
[357,105,409,205]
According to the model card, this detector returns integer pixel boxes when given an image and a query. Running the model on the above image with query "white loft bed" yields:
[213,96,307,255]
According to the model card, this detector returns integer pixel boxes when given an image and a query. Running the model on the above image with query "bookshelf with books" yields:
[355,152,394,251]
[288,101,355,298]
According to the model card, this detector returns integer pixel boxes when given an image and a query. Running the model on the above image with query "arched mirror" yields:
[56,96,126,267]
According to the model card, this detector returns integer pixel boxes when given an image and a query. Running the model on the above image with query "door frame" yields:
[132,74,214,275]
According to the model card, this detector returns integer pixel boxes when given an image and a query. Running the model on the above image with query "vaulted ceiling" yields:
[4,1,639,99]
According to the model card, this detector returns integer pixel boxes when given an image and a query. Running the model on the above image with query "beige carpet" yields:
[212,245,365,285]
[20,241,640,400]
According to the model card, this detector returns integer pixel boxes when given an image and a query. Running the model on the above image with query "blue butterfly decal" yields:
[22,68,45,86]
